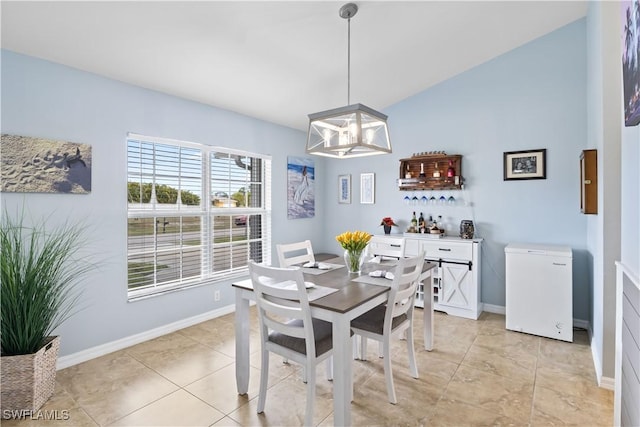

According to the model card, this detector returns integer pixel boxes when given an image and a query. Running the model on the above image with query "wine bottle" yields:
[411,211,418,229]
[418,212,425,230]
[447,160,455,178]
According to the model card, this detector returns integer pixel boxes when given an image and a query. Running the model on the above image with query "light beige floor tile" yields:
[536,363,613,404]
[107,389,224,426]
[56,351,178,426]
[461,343,536,383]
[185,362,292,415]
[531,384,614,426]
[178,320,261,358]
[227,375,333,427]
[126,332,235,386]
[210,416,241,426]
[444,364,534,423]
[429,397,526,427]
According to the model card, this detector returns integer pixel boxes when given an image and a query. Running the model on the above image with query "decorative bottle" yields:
[447,160,455,178]
[433,162,441,178]
[418,212,425,232]
[411,211,418,230]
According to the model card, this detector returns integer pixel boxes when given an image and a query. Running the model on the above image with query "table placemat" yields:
[300,263,345,275]
[351,274,394,287]
[307,285,340,301]
[365,257,398,267]
[263,280,339,301]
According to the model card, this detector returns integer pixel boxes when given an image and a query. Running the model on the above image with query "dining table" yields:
[232,257,437,426]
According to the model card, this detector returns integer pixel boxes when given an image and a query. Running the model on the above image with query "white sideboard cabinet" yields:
[404,235,482,320]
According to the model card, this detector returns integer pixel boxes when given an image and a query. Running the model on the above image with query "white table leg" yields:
[235,288,250,394]
[331,315,352,426]
[423,272,434,351]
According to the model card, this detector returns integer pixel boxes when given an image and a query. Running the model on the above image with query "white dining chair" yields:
[366,235,406,260]
[248,261,336,426]
[350,253,425,404]
[276,240,315,267]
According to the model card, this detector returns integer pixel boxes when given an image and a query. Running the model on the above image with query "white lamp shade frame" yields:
[306,103,391,159]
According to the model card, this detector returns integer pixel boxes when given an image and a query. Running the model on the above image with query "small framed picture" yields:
[503,149,547,181]
[360,173,375,204]
[338,174,351,204]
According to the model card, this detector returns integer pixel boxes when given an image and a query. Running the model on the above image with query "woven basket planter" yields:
[1,336,60,418]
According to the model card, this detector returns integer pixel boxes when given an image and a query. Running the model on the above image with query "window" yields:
[127,133,271,300]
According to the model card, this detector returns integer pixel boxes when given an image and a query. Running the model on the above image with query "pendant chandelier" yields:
[306,3,392,159]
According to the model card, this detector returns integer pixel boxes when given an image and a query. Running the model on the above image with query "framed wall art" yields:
[287,156,315,219]
[1,134,92,194]
[338,174,351,204]
[360,172,375,204]
[503,149,546,181]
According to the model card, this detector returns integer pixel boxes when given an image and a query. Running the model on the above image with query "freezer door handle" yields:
[552,262,567,266]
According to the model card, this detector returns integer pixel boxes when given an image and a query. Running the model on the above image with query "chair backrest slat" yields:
[367,236,406,259]
[276,240,315,267]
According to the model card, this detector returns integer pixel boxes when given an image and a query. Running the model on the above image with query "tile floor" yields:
[4,309,613,426]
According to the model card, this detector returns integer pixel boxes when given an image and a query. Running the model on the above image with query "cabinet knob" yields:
[584,179,592,185]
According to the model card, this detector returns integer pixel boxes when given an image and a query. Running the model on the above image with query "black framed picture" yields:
[503,149,546,181]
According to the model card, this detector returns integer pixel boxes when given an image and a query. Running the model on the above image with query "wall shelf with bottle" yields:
[398,153,463,191]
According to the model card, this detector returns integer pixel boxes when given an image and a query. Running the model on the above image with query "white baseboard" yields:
[599,376,615,390]
[482,303,505,315]
[57,304,236,370]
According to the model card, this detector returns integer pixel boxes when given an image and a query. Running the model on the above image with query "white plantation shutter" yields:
[127,133,271,300]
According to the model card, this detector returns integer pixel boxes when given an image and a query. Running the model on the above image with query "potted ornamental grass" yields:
[0,207,91,417]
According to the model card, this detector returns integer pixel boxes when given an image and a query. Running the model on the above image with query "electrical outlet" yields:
[214,290,221,301]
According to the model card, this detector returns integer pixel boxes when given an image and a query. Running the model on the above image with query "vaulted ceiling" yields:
[1,1,588,130]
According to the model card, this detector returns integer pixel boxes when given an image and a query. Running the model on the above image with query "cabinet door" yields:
[439,262,472,310]
[580,149,597,214]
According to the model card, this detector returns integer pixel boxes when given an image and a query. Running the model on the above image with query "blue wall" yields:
[322,19,589,319]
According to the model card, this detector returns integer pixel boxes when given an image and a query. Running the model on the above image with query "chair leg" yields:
[360,336,368,361]
[352,336,360,360]
[406,324,419,379]
[378,341,384,358]
[305,363,316,427]
[325,356,333,381]
[302,366,307,383]
[257,350,270,413]
[383,336,397,404]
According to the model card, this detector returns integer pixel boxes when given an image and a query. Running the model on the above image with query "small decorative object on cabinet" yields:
[398,153,463,191]
[405,235,482,320]
[580,149,597,214]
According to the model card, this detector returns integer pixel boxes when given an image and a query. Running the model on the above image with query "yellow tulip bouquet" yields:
[335,230,372,273]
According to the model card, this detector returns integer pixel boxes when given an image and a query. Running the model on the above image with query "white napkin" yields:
[369,256,382,264]
[302,262,331,270]
[368,270,395,280]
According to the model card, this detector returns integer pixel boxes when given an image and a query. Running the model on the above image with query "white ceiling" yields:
[1,1,588,131]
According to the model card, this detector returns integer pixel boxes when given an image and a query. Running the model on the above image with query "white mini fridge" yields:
[505,243,573,342]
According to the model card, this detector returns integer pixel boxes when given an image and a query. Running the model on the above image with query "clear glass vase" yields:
[344,249,365,274]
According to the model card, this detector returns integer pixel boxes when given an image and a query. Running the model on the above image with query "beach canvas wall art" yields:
[287,156,314,219]
[1,134,92,194]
